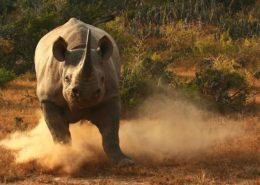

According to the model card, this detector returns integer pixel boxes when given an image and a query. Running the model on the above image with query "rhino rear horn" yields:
[53,36,68,61]
[98,36,113,61]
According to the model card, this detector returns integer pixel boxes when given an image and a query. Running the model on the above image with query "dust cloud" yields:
[0,95,243,172]
[0,117,103,173]
[120,95,243,162]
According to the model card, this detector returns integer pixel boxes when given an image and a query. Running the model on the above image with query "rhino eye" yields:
[64,75,71,83]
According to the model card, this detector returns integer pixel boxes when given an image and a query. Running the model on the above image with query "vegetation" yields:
[0,66,259,185]
[0,1,259,184]
[0,68,15,86]
[194,56,252,112]
[0,0,259,113]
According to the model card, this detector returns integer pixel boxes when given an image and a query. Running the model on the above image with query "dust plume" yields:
[120,95,243,162]
[0,95,243,172]
[0,117,104,173]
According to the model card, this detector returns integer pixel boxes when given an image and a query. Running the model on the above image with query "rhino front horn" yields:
[79,29,91,74]
[80,29,91,68]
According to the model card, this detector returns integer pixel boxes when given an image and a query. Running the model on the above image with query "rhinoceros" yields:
[34,18,134,166]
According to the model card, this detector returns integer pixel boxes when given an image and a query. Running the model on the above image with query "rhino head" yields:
[52,30,113,110]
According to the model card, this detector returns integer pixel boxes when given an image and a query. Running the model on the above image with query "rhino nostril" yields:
[101,76,105,83]
[93,88,101,97]
[72,87,80,97]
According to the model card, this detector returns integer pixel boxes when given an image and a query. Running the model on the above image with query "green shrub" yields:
[195,56,252,111]
[102,17,134,52]
[0,68,15,86]
[193,35,220,57]
[120,63,150,112]
[161,23,198,53]
[219,31,238,53]
[237,38,260,71]
[120,52,175,113]
[141,55,173,86]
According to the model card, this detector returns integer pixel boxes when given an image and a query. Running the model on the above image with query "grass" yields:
[0,2,259,183]
[0,68,15,87]
[0,76,259,184]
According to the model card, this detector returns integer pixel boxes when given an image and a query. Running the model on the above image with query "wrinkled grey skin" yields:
[35,18,134,166]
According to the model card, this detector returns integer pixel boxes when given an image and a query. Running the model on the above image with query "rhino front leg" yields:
[42,102,71,144]
[90,98,134,166]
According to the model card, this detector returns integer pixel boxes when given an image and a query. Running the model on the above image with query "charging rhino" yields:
[34,18,134,166]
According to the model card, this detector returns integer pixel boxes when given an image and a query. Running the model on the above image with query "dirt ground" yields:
[0,76,259,185]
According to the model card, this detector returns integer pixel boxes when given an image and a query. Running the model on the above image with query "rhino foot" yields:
[116,158,135,167]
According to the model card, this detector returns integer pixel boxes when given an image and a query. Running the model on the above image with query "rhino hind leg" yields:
[90,98,134,166]
[42,102,71,144]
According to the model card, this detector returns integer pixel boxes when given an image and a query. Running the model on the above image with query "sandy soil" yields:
[0,77,259,185]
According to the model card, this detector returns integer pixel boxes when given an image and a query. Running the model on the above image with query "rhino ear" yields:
[98,36,113,61]
[53,36,68,61]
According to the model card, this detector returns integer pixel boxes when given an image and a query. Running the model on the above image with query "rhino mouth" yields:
[68,94,102,110]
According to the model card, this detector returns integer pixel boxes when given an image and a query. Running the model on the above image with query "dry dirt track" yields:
[0,76,259,185]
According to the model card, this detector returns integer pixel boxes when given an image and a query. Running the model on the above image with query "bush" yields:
[194,35,217,57]
[194,56,252,111]
[141,55,173,85]
[120,63,150,112]
[102,17,134,52]
[0,68,15,86]
[237,38,260,71]
[161,23,198,53]
[120,52,175,113]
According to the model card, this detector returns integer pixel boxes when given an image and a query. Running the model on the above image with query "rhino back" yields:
[35,18,120,106]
